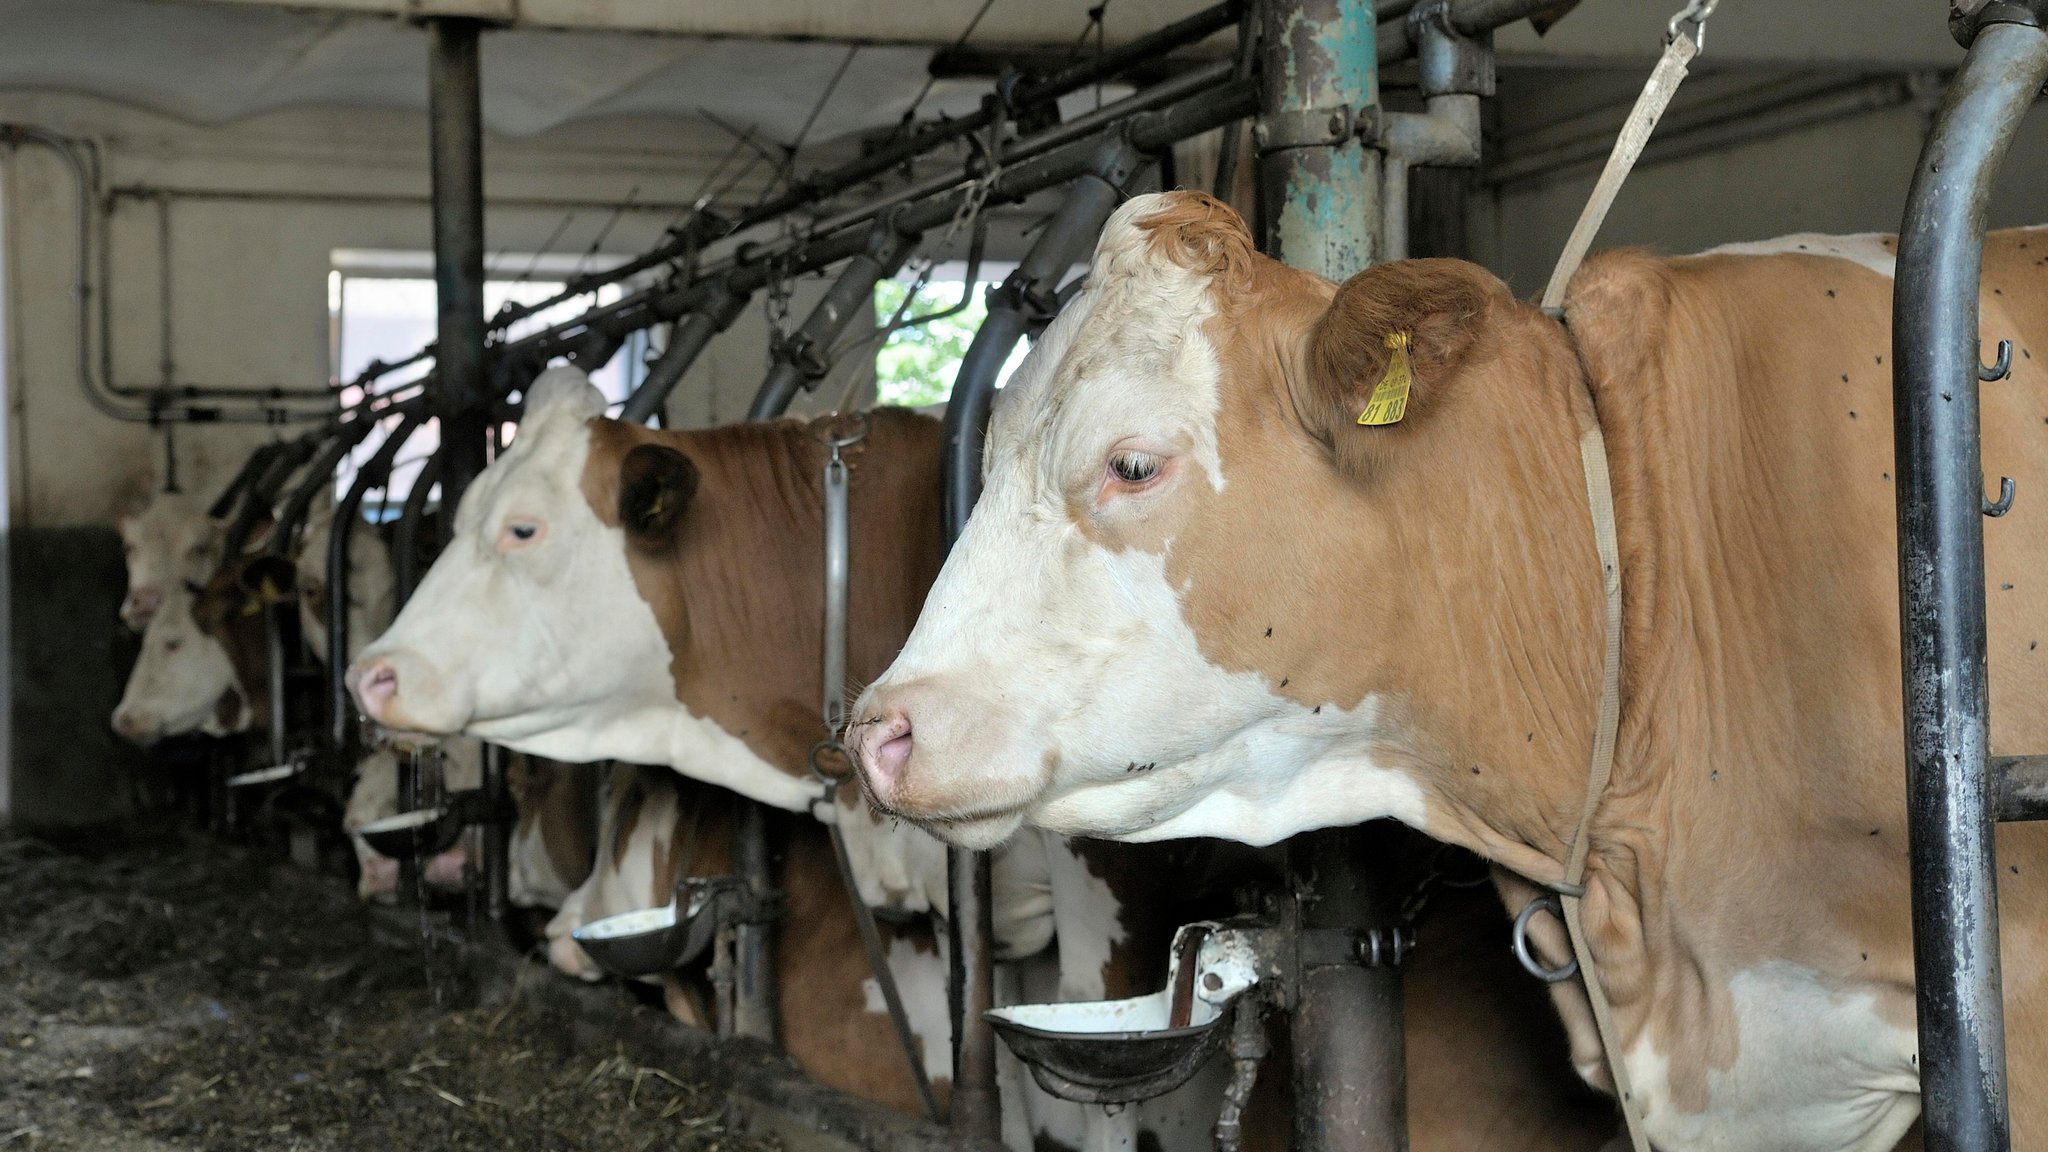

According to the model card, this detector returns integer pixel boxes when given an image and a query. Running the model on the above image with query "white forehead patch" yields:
[1699,232,1895,279]
[990,193,1230,495]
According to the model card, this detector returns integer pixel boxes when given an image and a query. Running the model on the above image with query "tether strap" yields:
[1538,16,1711,1152]
[1539,31,1699,315]
[813,423,940,1122]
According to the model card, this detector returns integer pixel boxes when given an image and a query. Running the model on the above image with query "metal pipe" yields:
[938,138,1144,1143]
[733,801,777,1043]
[1891,15,2048,1152]
[1993,756,2048,824]
[483,743,510,925]
[329,410,429,749]
[267,403,423,563]
[393,453,443,607]
[619,280,752,424]
[264,602,290,768]
[1258,0,1381,274]
[428,17,492,535]
[404,1,1243,347]
[1257,1,1408,1147]
[1375,0,1564,62]
[209,441,285,520]
[745,225,919,420]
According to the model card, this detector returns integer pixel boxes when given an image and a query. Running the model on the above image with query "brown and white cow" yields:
[347,370,963,921]
[117,488,223,631]
[849,191,2048,1151]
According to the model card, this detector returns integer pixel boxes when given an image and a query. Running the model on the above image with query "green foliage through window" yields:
[872,279,998,408]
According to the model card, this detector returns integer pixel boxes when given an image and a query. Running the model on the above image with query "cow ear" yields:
[618,443,699,543]
[525,365,606,423]
[1297,258,1500,483]
[238,555,298,605]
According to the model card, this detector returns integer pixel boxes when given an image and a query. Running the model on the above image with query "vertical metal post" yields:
[264,606,289,768]
[481,743,509,922]
[939,136,1140,1142]
[1258,1,1405,1148]
[1892,13,2048,1152]
[1258,0,1380,274]
[427,17,490,533]
[733,801,778,1043]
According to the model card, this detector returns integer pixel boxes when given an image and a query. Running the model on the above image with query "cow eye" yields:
[510,523,537,541]
[1107,450,1162,486]
[497,519,545,552]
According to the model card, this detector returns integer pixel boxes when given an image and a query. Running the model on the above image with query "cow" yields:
[543,762,954,1116]
[116,488,223,631]
[846,191,2048,1152]
[347,368,1616,1150]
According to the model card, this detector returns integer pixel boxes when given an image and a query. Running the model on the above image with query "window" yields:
[872,270,1033,409]
[328,251,652,507]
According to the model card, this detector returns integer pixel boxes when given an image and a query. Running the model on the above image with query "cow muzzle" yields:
[110,704,160,746]
[848,679,1047,851]
[345,649,468,737]
[120,587,163,631]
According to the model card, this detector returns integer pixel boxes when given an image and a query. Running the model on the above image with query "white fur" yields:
[861,935,955,1086]
[117,489,222,631]
[1699,232,1897,279]
[295,500,396,666]
[352,372,820,813]
[112,584,245,741]
[1627,962,1920,1152]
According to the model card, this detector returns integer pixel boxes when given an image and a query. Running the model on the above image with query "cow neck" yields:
[589,413,945,781]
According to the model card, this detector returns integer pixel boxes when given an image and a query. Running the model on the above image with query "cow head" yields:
[346,367,822,813]
[111,555,292,744]
[117,489,224,631]
[851,191,1596,854]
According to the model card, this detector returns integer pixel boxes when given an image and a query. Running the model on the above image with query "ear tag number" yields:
[1357,331,1414,427]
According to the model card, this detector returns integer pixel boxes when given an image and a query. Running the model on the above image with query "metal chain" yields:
[1667,0,1719,50]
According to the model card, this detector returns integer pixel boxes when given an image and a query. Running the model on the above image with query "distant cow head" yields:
[851,191,1595,852]
[346,367,824,813]
[111,555,293,744]
[117,490,224,631]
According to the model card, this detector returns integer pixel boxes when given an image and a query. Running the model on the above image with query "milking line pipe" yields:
[745,226,921,420]
[936,135,1147,1143]
[1892,9,2048,1151]
[491,76,1261,400]
[424,0,1246,346]
[618,278,753,424]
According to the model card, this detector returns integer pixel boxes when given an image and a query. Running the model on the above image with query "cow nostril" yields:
[350,660,399,717]
[857,710,916,796]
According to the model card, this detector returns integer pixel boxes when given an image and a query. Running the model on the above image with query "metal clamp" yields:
[1298,925,1414,969]
[1255,104,1360,151]
[1512,895,1579,983]
[1952,0,2048,48]
[1412,0,1497,97]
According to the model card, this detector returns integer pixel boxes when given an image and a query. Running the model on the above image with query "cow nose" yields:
[349,658,399,722]
[111,707,149,744]
[852,709,915,805]
[121,587,162,627]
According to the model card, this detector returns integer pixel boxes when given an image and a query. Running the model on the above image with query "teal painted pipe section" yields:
[1259,0,1381,280]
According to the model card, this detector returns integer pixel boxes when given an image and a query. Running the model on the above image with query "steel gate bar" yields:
[937,137,1146,1142]
[1892,7,2048,1151]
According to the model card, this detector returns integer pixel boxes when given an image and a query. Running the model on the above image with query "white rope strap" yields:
[1540,6,1717,1149]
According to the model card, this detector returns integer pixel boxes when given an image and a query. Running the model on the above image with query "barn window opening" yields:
[872,263,1031,409]
[328,250,653,513]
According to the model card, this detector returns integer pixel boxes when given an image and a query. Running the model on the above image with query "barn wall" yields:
[0,90,745,824]
[1474,102,2048,294]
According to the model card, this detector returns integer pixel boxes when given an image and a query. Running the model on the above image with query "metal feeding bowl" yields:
[571,876,744,979]
[226,761,304,788]
[987,922,1260,1104]
[354,806,461,859]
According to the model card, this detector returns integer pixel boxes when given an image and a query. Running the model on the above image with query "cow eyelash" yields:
[1107,450,1162,485]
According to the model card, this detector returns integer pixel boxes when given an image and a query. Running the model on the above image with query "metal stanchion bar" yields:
[1891,12,2048,1152]
[936,135,1145,1142]
[619,281,753,424]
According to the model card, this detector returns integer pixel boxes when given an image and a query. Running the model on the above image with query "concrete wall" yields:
[0,90,744,527]
[1473,99,2048,295]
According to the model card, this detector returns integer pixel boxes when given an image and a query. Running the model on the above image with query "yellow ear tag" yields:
[645,493,665,521]
[1357,331,1414,427]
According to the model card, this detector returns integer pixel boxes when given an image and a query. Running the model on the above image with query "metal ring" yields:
[807,739,854,790]
[824,411,872,451]
[1512,895,1579,983]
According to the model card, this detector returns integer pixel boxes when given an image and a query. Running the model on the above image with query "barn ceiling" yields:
[0,0,1971,147]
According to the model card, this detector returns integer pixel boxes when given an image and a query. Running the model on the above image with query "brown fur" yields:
[579,410,946,778]
[510,754,596,892]
[1121,191,2048,1140]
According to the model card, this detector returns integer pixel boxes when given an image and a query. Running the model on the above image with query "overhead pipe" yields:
[938,134,1147,1144]
[745,223,920,421]
[1890,8,2048,1151]
[0,124,334,424]
[1376,2,1487,259]
[619,279,753,424]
